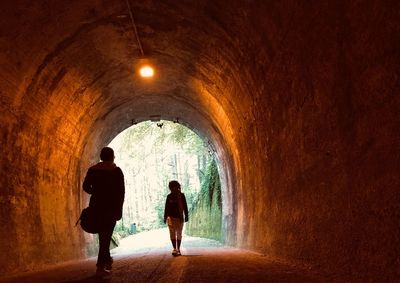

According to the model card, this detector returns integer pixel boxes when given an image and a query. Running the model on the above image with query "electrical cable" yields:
[125,0,144,57]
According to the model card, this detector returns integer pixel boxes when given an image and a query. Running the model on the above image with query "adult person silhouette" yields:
[163,180,189,256]
[83,147,125,277]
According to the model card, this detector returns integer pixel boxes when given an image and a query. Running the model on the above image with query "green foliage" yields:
[186,158,222,241]
[155,197,166,226]
[114,222,131,238]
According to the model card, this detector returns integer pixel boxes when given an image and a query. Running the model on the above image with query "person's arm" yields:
[164,195,169,223]
[182,193,189,222]
[83,169,93,194]
[116,168,125,220]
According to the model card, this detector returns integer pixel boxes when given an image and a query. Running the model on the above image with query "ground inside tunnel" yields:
[0,229,333,283]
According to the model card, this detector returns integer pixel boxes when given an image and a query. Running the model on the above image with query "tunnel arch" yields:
[104,118,229,239]
[80,103,239,246]
[13,2,247,249]
[1,1,399,280]
[2,1,253,272]
[16,6,247,244]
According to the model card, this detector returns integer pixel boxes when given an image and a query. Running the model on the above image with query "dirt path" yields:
[1,229,326,283]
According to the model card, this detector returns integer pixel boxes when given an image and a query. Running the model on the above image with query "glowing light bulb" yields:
[139,65,154,78]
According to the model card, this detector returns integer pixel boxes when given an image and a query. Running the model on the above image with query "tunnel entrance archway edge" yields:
[81,115,237,246]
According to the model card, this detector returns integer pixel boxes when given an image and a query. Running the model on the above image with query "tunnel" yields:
[0,1,399,281]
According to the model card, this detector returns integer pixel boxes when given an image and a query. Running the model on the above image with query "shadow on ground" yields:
[61,275,110,283]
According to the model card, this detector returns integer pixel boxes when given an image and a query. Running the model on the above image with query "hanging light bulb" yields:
[125,0,156,80]
[139,65,154,78]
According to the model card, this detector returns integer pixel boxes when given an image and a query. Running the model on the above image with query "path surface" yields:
[1,229,326,283]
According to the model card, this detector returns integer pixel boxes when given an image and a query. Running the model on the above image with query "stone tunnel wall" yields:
[217,1,400,279]
[0,0,399,281]
[0,2,117,273]
[188,0,400,279]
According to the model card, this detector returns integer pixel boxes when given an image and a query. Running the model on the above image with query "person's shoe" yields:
[172,249,178,256]
[105,257,113,271]
[96,267,111,277]
[176,250,181,256]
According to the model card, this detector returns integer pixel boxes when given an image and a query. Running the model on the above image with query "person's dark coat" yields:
[164,192,188,223]
[83,161,125,221]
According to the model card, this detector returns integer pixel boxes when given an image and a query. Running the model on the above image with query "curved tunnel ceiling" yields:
[9,1,244,245]
[18,1,243,165]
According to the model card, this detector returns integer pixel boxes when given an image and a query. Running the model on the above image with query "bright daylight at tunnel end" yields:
[0,0,399,282]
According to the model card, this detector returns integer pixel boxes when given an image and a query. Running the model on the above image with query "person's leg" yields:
[176,220,184,253]
[97,220,116,270]
[97,231,107,268]
[104,220,116,269]
[168,218,176,250]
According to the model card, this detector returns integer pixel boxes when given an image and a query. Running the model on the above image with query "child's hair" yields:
[168,180,181,190]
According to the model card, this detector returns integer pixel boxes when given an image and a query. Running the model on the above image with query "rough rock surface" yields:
[0,1,399,281]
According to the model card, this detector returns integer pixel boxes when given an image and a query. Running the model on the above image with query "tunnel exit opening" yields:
[106,120,223,248]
